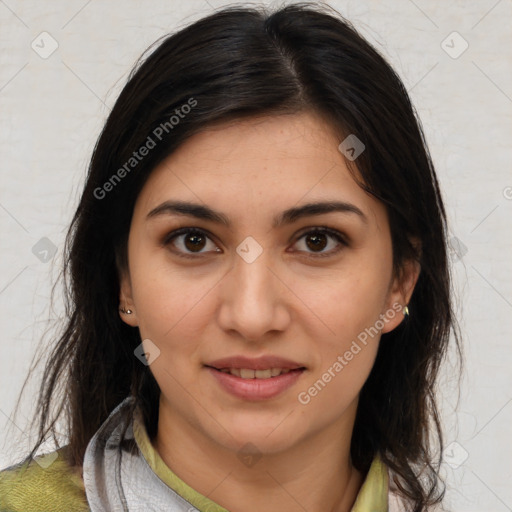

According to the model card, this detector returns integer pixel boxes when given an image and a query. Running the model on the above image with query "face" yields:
[119,112,417,455]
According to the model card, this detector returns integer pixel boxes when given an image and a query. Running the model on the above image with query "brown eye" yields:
[293,228,347,258]
[183,231,207,252]
[164,228,220,258]
[163,226,347,260]
[304,232,328,252]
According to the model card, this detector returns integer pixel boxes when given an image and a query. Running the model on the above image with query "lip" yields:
[205,355,304,371]
[204,355,306,400]
[206,366,305,400]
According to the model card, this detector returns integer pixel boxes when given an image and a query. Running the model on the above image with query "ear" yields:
[119,267,139,327]
[380,256,420,334]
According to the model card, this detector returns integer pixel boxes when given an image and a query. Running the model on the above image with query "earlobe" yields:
[119,271,138,327]
[381,258,420,334]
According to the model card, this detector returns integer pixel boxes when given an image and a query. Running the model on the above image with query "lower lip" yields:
[206,367,305,400]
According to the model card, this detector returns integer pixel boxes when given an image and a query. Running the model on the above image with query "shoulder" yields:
[0,445,90,512]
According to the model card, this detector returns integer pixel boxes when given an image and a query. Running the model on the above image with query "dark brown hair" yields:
[14,3,460,510]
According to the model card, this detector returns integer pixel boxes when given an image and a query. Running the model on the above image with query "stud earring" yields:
[403,305,409,317]
[119,307,133,314]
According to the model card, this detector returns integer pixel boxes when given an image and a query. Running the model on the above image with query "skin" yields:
[119,112,419,512]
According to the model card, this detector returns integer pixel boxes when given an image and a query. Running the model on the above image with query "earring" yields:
[119,307,133,314]
[403,305,409,317]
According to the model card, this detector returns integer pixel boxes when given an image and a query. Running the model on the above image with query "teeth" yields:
[240,369,255,379]
[255,369,272,379]
[219,368,295,379]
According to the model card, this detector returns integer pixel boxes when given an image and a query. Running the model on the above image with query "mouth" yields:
[204,355,306,400]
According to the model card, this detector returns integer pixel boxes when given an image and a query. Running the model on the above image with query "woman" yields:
[0,3,459,511]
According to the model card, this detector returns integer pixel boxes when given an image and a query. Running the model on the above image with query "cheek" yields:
[136,280,202,337]
[291,256,389,402]
[296,274,385,412]
[294,261,390,345]
[129,251,219,360]
[297,342,379,421]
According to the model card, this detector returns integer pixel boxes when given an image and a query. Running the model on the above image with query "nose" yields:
[217,246,290,343]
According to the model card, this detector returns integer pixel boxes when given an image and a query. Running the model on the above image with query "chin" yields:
[208,414,306,454]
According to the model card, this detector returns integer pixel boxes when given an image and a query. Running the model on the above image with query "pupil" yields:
[306,233,327,251]
[185,233,205,252]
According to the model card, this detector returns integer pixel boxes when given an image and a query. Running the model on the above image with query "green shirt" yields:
[0,411,389,511]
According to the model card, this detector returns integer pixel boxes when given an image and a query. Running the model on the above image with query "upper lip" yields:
[205,355,305,371]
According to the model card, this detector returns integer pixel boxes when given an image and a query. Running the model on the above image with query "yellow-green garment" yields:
[0,408,389,511]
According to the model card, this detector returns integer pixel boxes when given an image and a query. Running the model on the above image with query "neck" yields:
[153,399,365,512]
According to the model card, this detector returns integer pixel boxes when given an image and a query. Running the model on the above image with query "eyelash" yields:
[162,227,348,260]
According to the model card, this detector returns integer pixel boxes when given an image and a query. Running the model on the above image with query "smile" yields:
[205,366,305,400]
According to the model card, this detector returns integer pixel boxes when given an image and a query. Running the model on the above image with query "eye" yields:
[163,228,220,259]
[163,226,347,259]
[292,227,347,258]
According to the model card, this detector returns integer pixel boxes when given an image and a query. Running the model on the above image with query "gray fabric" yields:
[83,396,199,512]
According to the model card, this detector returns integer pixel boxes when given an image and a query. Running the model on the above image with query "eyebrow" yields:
[146,199,368,228]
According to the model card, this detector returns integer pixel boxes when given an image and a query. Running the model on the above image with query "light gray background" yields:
[0,1,511,510]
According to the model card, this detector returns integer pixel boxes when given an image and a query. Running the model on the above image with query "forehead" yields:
[133,113,387,229]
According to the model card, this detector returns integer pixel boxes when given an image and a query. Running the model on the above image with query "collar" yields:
[83,396,389,511]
